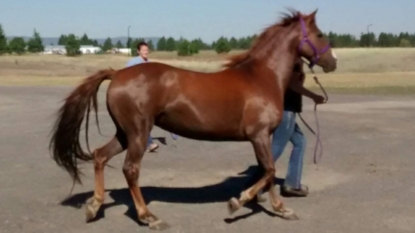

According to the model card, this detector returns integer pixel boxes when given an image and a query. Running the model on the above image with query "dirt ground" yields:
[1,85,415,233]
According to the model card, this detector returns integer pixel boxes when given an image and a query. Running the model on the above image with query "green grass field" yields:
[0,48,414,95]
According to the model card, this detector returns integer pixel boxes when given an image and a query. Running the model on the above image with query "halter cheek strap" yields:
[297,17,331,68]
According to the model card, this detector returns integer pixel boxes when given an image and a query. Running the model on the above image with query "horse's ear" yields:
[306,9,318,25]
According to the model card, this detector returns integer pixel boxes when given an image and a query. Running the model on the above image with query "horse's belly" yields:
[154,110,245,141]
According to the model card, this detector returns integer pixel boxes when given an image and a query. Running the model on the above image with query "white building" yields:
[42,45,102,55]
[79,45,102,54]
[113,48,131,54]
[43,45,66,54]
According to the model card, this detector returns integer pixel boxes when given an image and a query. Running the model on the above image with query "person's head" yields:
[136,42,149,60]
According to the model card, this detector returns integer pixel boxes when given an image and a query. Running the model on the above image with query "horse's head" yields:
[296,10,337,73]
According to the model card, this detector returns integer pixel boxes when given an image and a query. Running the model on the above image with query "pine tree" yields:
[215,36,231,54]
[27,29,44,53]
[58,35,68,45]
[177,39,190,56]
[65,34,81,56]
[80,33,92,45]
[229,37,238,49]
[102,37,113,52]
[157,36,166,51]
[189,39,199,54]
[9,37,26,55]
[147,40,155,51]
[0,24,7,55]
[166,37,176,51]
[126,37,132,49]
[115,40,124,48]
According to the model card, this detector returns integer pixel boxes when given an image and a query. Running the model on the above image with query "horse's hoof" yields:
[283,212,299,221]
[149,219,170,231]
[85,203,97,222]
[275,207,299,221]
[227,197,241,215]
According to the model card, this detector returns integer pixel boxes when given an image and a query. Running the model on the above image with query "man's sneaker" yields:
[281,184,309,197]
[147,143,159,152]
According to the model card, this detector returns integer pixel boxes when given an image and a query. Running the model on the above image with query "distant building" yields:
[79,45,101,54]
[42,45,66,54]
[42,45,102,55]
[113,48,131,54]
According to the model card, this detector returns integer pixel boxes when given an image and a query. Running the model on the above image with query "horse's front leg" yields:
[227,130,298,220]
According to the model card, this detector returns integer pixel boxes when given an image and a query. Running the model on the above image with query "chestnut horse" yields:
[49,9,337,230]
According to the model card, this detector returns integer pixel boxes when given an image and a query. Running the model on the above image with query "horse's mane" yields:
[223,9,301,68]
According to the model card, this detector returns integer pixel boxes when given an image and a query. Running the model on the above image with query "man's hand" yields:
[313,94,326,104]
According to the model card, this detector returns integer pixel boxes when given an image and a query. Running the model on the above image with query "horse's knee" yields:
[122,162,139,180]
[265,167,276,180]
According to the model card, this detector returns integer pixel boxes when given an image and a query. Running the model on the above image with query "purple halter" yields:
[298,17,330,68]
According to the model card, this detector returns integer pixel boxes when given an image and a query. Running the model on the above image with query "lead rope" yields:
[298,63,328,164]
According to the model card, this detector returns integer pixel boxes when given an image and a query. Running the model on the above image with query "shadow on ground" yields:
[60,166,286,225]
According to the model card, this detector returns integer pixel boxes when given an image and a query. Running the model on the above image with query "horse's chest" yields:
[258,104,281,125]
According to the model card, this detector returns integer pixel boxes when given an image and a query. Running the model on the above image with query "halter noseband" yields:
[298,17,331,68]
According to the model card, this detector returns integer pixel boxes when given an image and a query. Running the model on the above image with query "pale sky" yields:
[1,0,413,42]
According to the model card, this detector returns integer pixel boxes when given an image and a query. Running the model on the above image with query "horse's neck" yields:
[263,27,299,98]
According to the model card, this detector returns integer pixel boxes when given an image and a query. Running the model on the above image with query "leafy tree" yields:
[9,37,26,55]
[157,36,166,51]
[27,29,44,53]
[0,24,7,55]
[215,36,231,54]
[65,34,81,56]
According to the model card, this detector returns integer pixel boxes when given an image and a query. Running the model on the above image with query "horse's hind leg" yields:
[227,132,298,220]
[85,129,127,222]
[122,122,170,231]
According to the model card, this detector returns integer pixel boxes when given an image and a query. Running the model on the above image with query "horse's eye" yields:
[317,34,323,38]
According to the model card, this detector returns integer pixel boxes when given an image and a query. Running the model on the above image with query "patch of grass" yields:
[309,86,415,96]
[304,72,415,95]
[1,48,415,95]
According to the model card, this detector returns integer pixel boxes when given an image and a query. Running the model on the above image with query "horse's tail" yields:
[49,68,116,185]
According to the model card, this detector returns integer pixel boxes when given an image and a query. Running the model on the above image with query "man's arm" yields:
[288,72,325,104]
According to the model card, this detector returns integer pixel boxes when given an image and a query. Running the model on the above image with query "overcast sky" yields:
[1,0,414,42]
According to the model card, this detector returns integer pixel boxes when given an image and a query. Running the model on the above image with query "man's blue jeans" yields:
[271,111,306,189]
[147,133,178,147]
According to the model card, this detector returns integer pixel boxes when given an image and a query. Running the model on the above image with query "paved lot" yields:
[1,85,415,233]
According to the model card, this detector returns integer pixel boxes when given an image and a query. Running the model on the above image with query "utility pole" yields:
[367,24,373,47]
[127,25,131,56]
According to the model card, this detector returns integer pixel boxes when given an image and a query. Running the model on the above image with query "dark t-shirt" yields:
[284,62,304,113]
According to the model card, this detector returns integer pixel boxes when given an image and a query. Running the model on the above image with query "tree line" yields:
[326,31,415,48]
[0,25,44,55]
[1,24,415,57]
